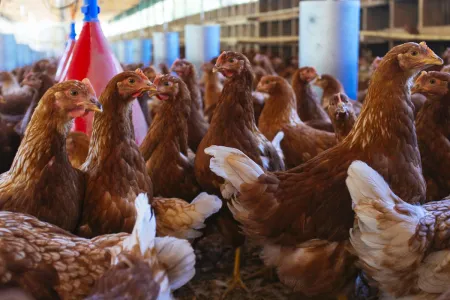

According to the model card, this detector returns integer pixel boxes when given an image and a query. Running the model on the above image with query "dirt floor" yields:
[174,230,380,300]
[174,231,292,300]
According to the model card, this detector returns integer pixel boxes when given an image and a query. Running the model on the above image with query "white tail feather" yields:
[189,193,222,228]
[122,193,155,255]
[205,146,264,198]
[155,237,196,290]
[346,161,426,295]
[271,131,285,162]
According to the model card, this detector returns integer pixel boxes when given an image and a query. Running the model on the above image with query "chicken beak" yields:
[411,84,420,94]
[422,49,444,66]
[143,82,158,97]
[212,66,219,73]
[85,97,103,113]
[0,96,5,104]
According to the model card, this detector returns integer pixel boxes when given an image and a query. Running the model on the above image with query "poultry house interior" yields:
[1,0,450,299]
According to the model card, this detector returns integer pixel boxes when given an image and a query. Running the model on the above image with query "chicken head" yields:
[142,66,157,82]
[116,68,157,100]
[213,51,251,78]
[412,71,450,97]
[52,79,102,119]
[328,93,353,121]
[313,74,332,89]
[256,75,283,94]
[297,66,318,83]
[153,74,181,101]
[21,71,44,90]
[171,59,194,79]
[397,42,443,72]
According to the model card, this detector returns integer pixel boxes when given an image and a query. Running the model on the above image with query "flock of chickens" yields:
[0,41,450,300]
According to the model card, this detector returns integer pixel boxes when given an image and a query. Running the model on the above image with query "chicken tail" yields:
[205,145,265,199]
[152,193,222,239]
[271,131,285,162]
[122,193,156,257]
[190,192,222,226]
[346,161,426,295]
[155,236,196,290]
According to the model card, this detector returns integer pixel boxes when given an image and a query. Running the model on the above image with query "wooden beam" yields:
[247,7,299,22]
[360,30,450,41]
[361,0,389,8]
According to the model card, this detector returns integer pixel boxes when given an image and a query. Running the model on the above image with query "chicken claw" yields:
[221,247,250,299]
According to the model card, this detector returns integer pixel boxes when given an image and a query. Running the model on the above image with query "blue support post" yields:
[299,0,360,100]
[153,32,179,72]
[185,24,220,75]
[141,39,152,66]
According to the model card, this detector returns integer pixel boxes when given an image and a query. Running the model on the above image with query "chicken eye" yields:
[70,90,79,96]
[411,51,419,56]
[265,80,271,84]
[430,79,436,84]
[163,82,170,86]
[228,58,235,63]
[128,78,136,84]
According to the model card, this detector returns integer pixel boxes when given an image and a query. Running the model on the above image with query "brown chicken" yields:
[291,67,330,124]
[257,75,336,169]
[206,42,442,297]
[140,74,200,201]
[0,194,195,300]
[78,70,156,237]
[327,93,357,142]
[194,51,284,296]
[143,66,160,124]
[315,74,363,115]
[201,62,223,123]
[0,79,102,232]
[412,71,450,201]
[171,59,209,152]
[14,71,56,136]
[137,67,158,127]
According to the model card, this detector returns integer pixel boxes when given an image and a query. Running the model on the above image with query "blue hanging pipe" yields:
[81,0,100,22]
[69,22,77,40]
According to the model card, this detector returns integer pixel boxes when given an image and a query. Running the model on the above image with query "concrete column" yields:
[153,31,180,72]
[299,0,360,100]
[185,24,221,74]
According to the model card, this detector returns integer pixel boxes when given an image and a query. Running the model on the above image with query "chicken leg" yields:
[221,247,249,299]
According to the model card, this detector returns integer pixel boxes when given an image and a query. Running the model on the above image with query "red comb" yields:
[135,68,149,81]
[153,74,163,85]
[82,78,96,97]
[419,41,428,49]
[216,51,227,65]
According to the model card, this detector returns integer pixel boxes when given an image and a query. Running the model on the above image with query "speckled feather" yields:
[0,211,128,300]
